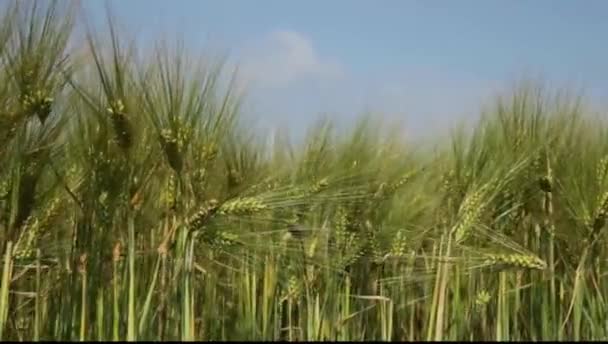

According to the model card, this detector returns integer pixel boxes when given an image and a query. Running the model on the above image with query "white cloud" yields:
[236,30,344,89]
[232,33,508,140]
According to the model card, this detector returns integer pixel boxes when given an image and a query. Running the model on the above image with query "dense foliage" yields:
[1,2,607,341]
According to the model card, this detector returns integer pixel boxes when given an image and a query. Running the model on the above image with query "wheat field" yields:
[1,2,607,341]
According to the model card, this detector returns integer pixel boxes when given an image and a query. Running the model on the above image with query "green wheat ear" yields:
[161,175,178,210]
[389,229,408,258]
[13,198,62,259]
[483,253,547,271]
[453,189,484,245]
[21,88,54,123]
[308,177,329,194]
[201,142,219,163]
[475,290,491,311]
[187,199,220,232]
[376,171,415,199]
[218,196,268,215]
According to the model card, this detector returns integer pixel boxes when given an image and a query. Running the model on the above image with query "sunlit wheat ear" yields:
[277,177,333,207]
[106,99,132,150]
[474,290,491,310]
[187,199,220,232]
[452,189,485,245]
[279,274,303,303]
[13,214,36,259]
[306,177,329,195]
[159,174,178,210]
[332,206,350,244]
[440,168,454,191]
[20,87,54,124]
[201,141,219,163]
[193,224,242,253]
[365,222,386,264]
[596,155,608,188]
[482,252,547,271]
[13,198,62,260]
[389,229,408,258]
[374,171,415,199]
[218,196,268,216]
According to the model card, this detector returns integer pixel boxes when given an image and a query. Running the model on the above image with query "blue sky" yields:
[84,0,608,139]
